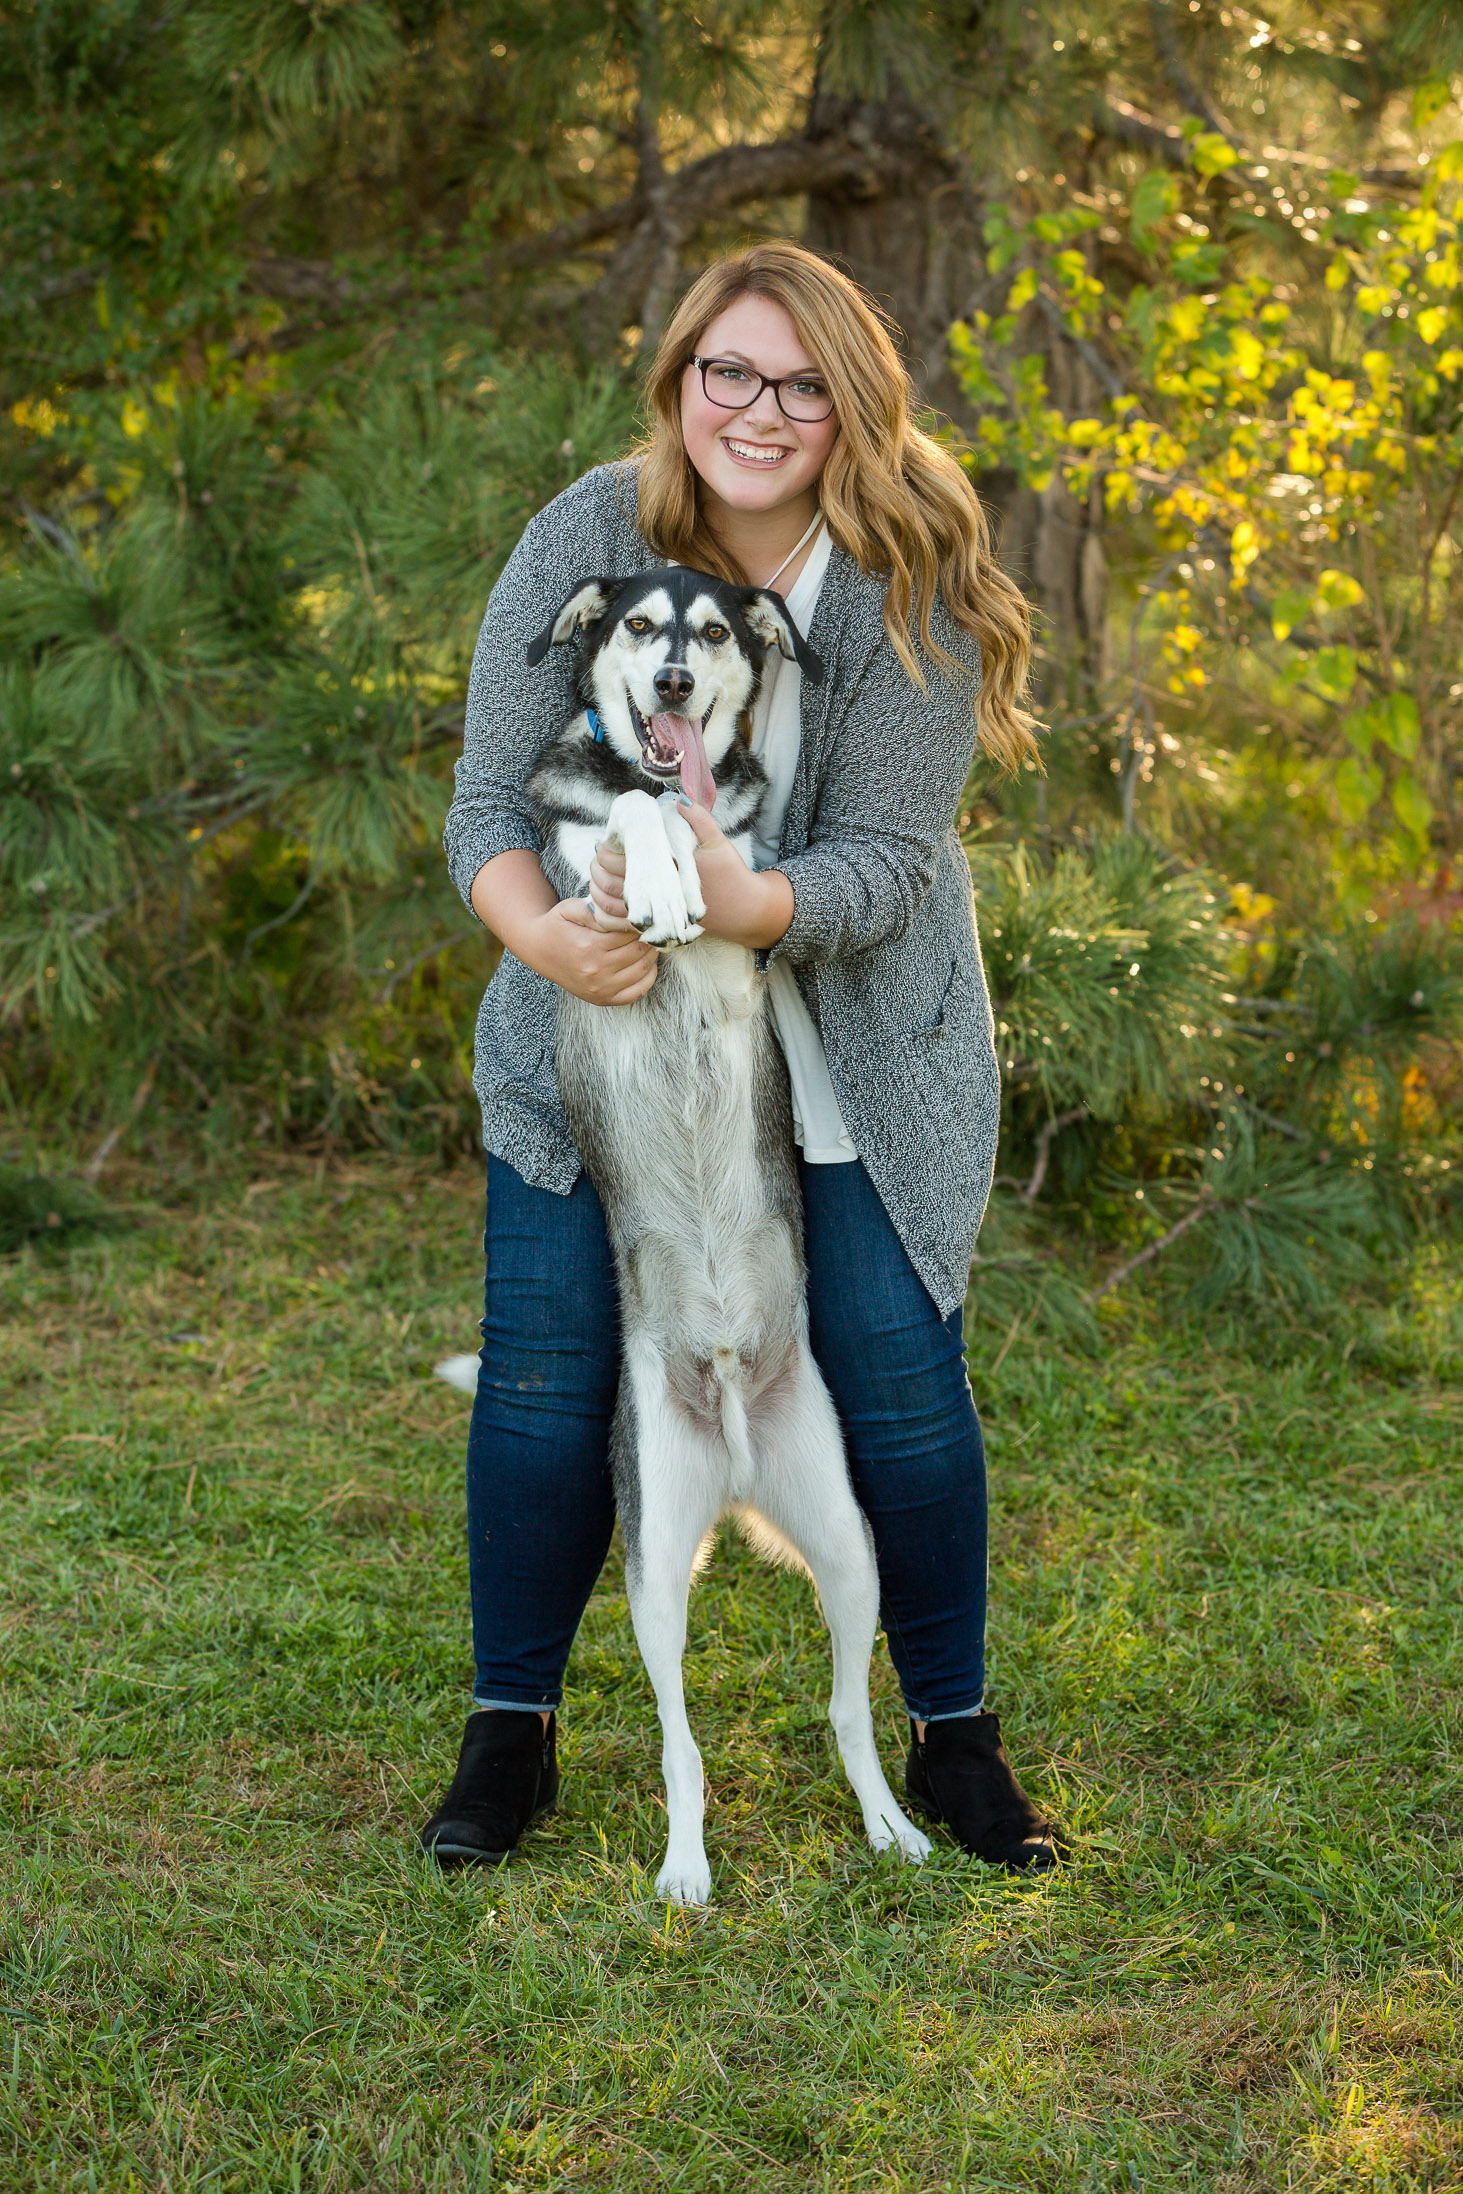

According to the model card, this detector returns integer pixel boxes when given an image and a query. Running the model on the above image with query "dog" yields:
[441,566,930,1904]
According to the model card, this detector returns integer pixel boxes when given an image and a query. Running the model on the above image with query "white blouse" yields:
[746,525,857,1165]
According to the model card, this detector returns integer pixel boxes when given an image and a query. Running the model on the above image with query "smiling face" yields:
[680,293,838,517]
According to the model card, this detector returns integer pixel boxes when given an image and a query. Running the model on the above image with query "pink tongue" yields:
[652,712,716,810]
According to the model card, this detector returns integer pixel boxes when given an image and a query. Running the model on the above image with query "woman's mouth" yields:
[721,437,792,468]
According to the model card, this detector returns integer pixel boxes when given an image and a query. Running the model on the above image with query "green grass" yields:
[1,1154,1460,2192]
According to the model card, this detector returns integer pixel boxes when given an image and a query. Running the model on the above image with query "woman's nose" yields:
[740,385,786,431]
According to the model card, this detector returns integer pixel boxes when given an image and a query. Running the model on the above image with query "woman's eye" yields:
[711,366,747,384]
[790,380,826,399]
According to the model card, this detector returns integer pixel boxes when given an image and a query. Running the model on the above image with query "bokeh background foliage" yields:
[2,0,1462,1307]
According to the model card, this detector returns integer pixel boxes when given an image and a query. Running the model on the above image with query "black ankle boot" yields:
[419,1710,559,1868]
[905,1712,1066,1873]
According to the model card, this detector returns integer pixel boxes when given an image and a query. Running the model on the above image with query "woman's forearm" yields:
[469,848,559,953]
[721,865,795,951]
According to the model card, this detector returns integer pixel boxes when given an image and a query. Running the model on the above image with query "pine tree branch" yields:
[376,931,477,1000]
[84,1053,160,1184]
[1094,91,1421,189]
[240,127,908,343]
[1149,0,1244,149]
[1023,1106,1087,1203]
[242,866,319,958]
[1089,1189,1215,1303]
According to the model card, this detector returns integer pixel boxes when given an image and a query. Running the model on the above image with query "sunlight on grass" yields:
[1,1157,1459,2192]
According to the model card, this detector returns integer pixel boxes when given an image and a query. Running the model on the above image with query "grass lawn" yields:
[1,1153,1460,2192]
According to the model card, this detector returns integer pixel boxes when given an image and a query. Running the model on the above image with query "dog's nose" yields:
[654,664,695,708]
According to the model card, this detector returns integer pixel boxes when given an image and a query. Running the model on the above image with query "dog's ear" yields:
[738,588,825,686]
[526,578,618,667]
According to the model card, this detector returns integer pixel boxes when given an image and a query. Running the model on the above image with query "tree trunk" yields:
[802,91,1107,707]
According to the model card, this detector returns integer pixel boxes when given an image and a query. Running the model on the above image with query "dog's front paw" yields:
[867,1810,932,1865]
[642,915,704,948]
[624,862,699,947]
[655,1855,713,1907]
[663,804,708,925]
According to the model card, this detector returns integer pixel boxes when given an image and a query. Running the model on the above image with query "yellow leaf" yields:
[1324,257,1350,293]
[1315,569,1363,611]
[120,396,150,440]
[1356,286,1390,315]
[1006,268,1039,312]
[1230,520,1261,577]
[1192,132,1238,177]
[1228,329,1264,380]
[1230,883,1277,922]
[1417,306,1451,344]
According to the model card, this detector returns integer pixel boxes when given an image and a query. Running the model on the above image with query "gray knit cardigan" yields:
[443,461,1001,1316]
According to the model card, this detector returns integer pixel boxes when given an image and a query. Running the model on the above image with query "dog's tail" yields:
[715,1351,755,1482]
[435,1354,481,1396]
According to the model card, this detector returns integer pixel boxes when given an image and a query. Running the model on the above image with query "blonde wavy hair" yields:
[634,241,1037,775]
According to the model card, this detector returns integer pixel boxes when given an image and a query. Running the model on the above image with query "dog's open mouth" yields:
[627,698,717,810]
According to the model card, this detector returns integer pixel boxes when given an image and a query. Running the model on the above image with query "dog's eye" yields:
[703,623,728,643]
[626,616,651,634]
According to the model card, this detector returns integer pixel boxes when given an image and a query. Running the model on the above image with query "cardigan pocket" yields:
[907,954,987,1051]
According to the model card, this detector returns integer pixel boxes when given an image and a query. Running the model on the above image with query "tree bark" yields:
[800,90,1107,704]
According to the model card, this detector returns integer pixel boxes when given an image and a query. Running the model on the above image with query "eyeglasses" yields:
[689,355,835,424]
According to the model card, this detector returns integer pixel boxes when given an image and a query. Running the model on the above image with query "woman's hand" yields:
[590,800,795,952]
[519,897,659,1005]
[471,849,658,1005]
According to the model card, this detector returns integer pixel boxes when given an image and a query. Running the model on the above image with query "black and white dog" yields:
[445,567,929,1903]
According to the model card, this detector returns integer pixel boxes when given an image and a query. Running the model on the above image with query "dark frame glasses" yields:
[689,355,836,424]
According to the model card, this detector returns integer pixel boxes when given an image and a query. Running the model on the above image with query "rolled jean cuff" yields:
[471,1692,560,1713]
[911,1700,985,1722]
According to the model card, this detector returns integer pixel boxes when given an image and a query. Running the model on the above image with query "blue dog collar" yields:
[587,707,606,744]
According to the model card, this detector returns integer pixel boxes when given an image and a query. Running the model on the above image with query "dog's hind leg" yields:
[620,1344,724,1907]
[749,1355,931,1866]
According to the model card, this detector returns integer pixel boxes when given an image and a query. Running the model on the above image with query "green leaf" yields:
[1311,646,1359,702]
[1131,171,1179,248]
[1436,142,1463,181]
[1391,770,1435,842]
[1006,267,1039,312]
[1413,77,1453,130]
[1374,692,1421,758]
[1334,755,1383,823]
[1271,588,1312,641]
[1341,709,1375,758]
[1191,132,1238,177]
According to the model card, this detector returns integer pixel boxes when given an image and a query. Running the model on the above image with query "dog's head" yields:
[527,566,824,808]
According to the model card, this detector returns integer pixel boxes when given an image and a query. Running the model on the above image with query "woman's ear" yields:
[526,577,619,666]
[739,588,826,685]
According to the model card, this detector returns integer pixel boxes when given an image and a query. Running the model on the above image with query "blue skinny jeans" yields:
[466,1152,988,1722]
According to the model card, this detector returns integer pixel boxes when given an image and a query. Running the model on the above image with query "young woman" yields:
[423,241,1064,1877]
